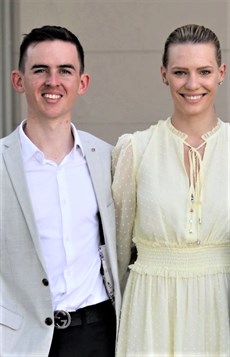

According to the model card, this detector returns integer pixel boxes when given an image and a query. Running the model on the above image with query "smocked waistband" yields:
[131,241,230,277]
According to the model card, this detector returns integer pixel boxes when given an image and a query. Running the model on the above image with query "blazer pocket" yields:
[0,305,23,330]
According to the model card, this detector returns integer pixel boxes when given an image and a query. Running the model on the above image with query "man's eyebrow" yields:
[30,64,76,70]
[59,64,76,70]
[31,64,48,70]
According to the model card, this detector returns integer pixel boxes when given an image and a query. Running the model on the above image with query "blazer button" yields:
[45,317,53,326]
[42,278,49,286]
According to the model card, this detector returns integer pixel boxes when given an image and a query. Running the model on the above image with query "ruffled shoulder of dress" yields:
[113,133,134,156]
[132,122,161,144]
[113,124,157,151]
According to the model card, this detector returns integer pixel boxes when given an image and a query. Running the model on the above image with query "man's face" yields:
[12,40,89,122]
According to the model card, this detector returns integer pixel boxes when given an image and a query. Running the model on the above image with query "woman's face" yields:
[161,43,226,118]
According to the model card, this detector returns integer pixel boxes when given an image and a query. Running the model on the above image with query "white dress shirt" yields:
[19,121,108,311]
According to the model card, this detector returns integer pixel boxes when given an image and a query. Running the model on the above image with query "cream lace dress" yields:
[112,118,230,357]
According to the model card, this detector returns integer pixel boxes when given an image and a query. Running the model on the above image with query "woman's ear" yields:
[160,66,169,85]
[11,70,25,93]
[218,63,226,84]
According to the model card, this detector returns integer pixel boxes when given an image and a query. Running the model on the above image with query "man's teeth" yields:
[44,94,61,99]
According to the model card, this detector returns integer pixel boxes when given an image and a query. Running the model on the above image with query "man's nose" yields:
[45,72,60,86]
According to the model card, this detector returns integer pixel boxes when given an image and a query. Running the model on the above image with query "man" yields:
[0,25,121,357]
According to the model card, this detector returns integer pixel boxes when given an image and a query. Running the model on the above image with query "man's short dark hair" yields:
[18,25,85,74]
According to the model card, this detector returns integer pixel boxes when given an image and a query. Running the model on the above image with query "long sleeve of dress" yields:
[112,134,136,291]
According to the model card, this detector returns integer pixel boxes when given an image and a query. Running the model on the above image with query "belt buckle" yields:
[54,310,71,329]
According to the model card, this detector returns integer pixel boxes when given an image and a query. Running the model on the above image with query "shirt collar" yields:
[70,122,85,157]
[19,120,85,163]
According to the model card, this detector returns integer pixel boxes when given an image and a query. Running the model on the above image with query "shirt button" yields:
[45,317,53,326]
[42,278,49,286]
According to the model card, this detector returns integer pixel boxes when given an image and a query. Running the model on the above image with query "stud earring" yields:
[218,81,224,85]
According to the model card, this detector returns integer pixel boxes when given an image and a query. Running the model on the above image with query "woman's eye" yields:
[200,70,211,76]
[174,71,187,76]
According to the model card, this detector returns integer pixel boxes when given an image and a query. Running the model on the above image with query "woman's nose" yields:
[185,74,199,90]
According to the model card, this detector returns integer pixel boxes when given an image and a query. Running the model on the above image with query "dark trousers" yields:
[48,300,116,357]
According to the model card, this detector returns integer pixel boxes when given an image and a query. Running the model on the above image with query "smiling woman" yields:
[112,24,230,357]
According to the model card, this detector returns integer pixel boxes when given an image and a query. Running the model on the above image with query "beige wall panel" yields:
[14,0,229,144]
[16,1,228,51]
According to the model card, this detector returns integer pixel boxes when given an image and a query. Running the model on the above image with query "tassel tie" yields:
[184,141,206,242]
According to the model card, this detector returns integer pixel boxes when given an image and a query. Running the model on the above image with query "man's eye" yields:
[60,69,71,74]
[34,68,46,74]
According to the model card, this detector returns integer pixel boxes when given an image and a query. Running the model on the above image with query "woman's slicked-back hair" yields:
[162,24,222,68]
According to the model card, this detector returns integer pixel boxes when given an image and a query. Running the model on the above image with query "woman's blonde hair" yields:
[162,24,222,68]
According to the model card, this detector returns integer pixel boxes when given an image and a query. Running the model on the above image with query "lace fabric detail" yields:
[166,117,187,139]
[202,118,222,139]
[166,117,222,140]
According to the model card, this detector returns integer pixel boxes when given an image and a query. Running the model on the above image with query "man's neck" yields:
[23,118,74,164]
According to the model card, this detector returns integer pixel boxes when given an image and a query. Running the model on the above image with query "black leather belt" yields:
[54,300,112,329]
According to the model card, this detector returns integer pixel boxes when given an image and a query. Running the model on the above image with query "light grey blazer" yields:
[0,127,121,357]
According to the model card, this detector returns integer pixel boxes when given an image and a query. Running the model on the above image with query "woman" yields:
[112,24,229,356]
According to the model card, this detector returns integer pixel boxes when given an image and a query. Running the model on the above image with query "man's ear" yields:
[78,73,90,96]
[11,70,25,93]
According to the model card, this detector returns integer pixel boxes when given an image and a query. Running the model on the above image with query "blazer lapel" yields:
[2,130,47,269]
[83,145,107,211]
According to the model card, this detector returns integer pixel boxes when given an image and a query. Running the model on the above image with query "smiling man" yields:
[0,25,121,357]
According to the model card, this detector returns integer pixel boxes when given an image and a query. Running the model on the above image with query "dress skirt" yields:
[116,240,230,357]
